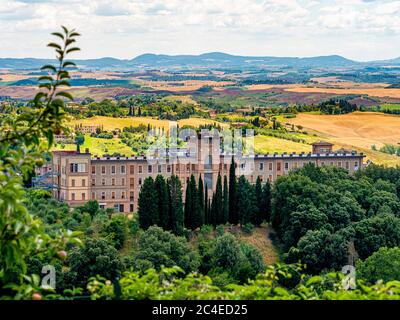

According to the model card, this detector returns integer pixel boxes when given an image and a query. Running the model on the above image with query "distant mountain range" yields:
[1,52,400,70]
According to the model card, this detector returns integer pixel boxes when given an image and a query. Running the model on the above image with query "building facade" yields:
[50,135,365,213]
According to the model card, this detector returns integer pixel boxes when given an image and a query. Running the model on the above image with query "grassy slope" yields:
[53,135,133,156]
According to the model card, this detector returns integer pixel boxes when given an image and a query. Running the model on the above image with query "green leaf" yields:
[61,25,69,35]
[62,61,76,68]
[47,42,62,50]
[66,47,80,54]
[56,91,74,100]
[38,76,53,83]
[40,65,57,72]
[51,32,64,40]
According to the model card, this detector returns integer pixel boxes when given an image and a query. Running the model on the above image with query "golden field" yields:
[286,112,400,166]
[285,86,400,99]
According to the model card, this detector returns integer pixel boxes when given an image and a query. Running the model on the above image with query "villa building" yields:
[48,134,365,213]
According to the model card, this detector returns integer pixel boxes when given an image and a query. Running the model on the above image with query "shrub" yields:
[242,223,254,234]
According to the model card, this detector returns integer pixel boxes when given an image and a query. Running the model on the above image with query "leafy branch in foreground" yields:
[85,264,400,300]
[0,26,81,300]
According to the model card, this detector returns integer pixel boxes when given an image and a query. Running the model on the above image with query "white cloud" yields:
[0,0,399,60]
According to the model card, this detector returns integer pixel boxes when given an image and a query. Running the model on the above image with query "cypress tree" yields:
[214,173,224,225]
[185,175,202,230]
[198,175,205,225]
[223,175,229,224]
[154,175,169,229]
[138,177,158,229]
[261,180,272,223]
[208,198,212,226]
[168,175,184,235]
[210,192,217,227]
[204,183,209,225]
[229,156,238,224]
[237,176,258,226]
[184,178,192,229]
[254,176,263,226]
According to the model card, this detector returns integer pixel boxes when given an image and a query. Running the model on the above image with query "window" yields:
[112,192,115,199]
[130,178,134,187]
[240,163,245,169]
[330,161,334,166]
[139,178,142,185]
[102,178,105,186]
[121,165,125,174]
[269,163,273,171]
[130,204,134,212]
[101,166,106,174]
[112,178,115,186]
[186,164,190,172]
[259,162,264,171]
[82,193,85,200]
[355,161,359,168]
[92,178,95,186]
[346,162,349,169]
[71,179,75,187]
[82,179,86,187]
[192,164,195,171]
[71,193,75,201]
[204,173,213,190]
[121,192,125,199]
[70,163,86,173]
[293,162,298,168]
[101,192,105,200]
[167,165,171,173]
[148,165,152,173]
[91,192,95,200]
[338,162,342,167]
[158,165,162,173]
[138,165,142,173]
[122,178,125,186]
[111,165,116,174]
[130,191,134,200]
[176,164,180,172]
[277,163,281,171]
[321,161,325,166]
[130,165,134,174]
[284,162,289,170]
[91,166,95,174]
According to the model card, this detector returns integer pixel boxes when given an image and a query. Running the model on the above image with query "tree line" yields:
[138,157,272,234]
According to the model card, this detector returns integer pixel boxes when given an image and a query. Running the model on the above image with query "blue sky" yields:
[1,0,400,61]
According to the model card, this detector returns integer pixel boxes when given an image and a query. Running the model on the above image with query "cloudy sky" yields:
[1,0,400,61]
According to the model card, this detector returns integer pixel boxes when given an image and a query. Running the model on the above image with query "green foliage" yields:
[168,176,184,235]
[237,176,258,226]
[138,177,158,229]
[357,247,400,284]
[210,233,265,283]
[228,157,238,224]
[0,26,82,298]
[66,238,123,290]
[154,175,169,229]
[212,173,224,225]
[87,263,400,300]
[184,175,203,230]
[242,223,254,234]
[272,163,400,273]
[102,215,128,250]
[132,226,200,274]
